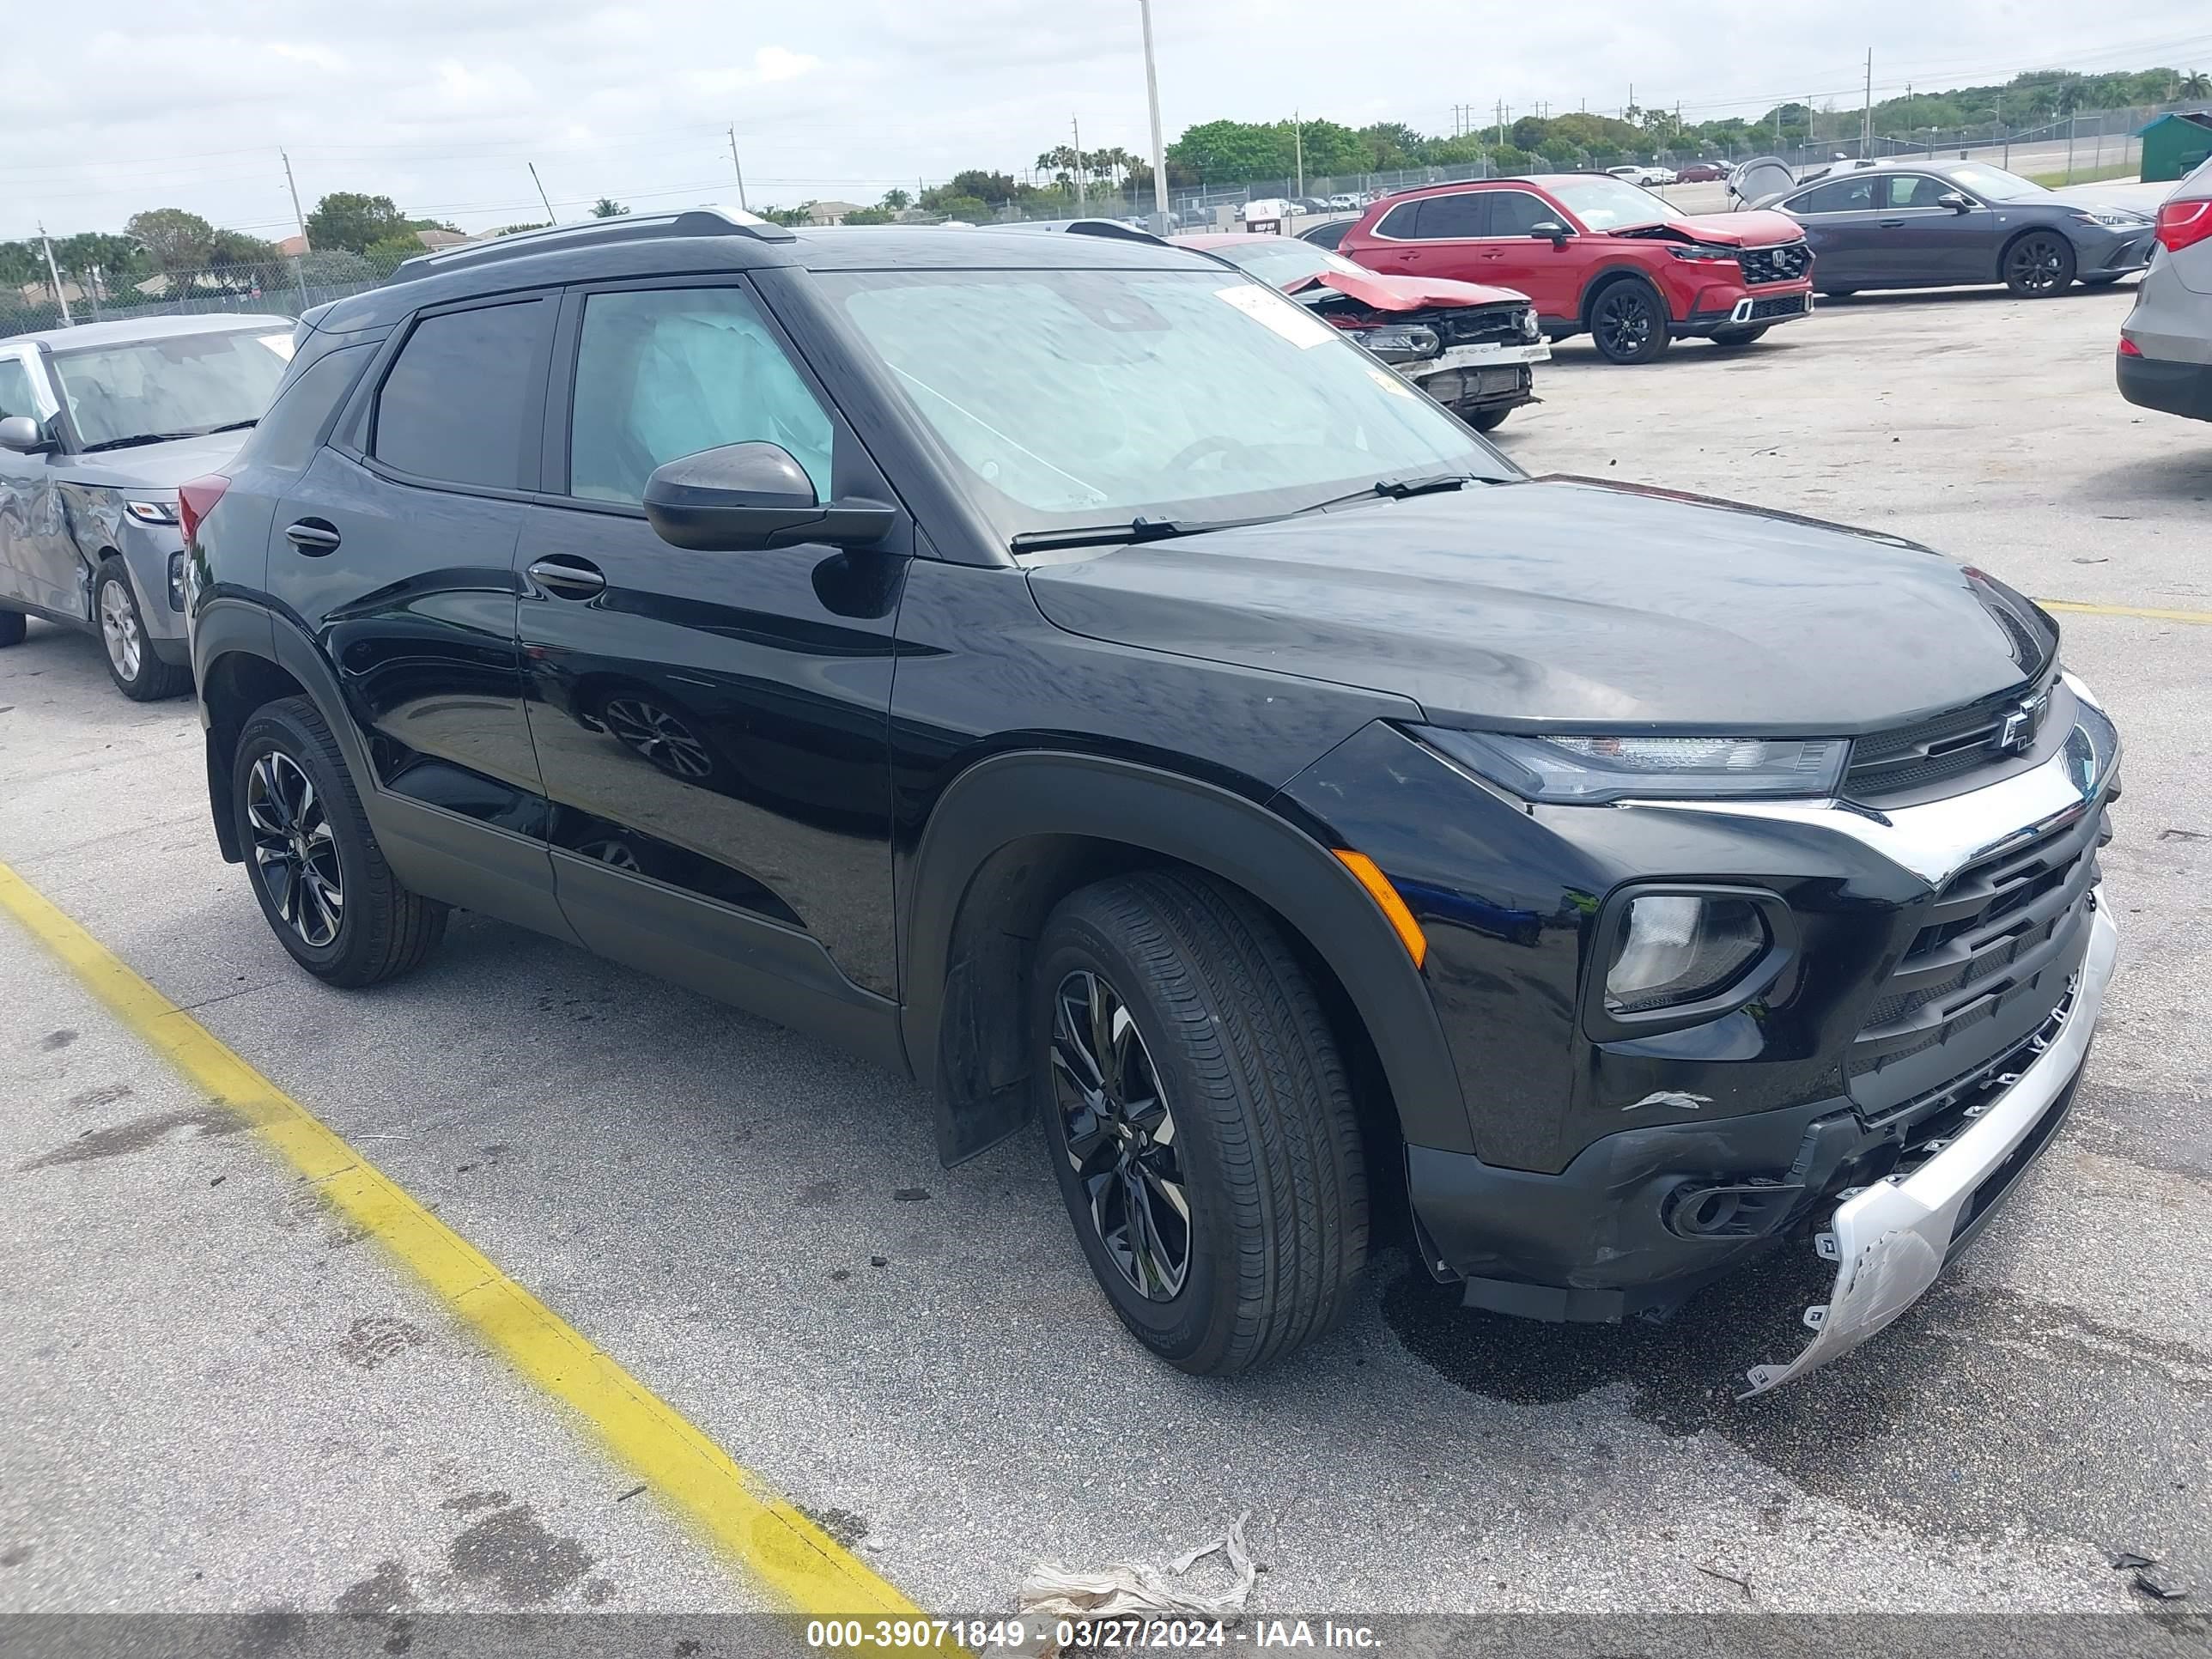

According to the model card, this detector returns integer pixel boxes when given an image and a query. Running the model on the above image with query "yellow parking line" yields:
[2037,599,2212,625]
[0,858,933,1626]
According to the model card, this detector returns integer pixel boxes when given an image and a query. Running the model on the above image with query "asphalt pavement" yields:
[1,268,2207,1638]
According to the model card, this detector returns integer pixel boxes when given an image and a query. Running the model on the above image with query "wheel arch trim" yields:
[900,750,1474,1164]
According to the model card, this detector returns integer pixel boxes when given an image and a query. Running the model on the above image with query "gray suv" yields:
[2118,155,2212,422]
[0,314,294,698]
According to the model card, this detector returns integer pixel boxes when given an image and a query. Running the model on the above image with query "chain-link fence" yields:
[3,246,416,337]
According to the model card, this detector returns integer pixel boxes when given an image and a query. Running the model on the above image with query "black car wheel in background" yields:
[2004,229,2077,297]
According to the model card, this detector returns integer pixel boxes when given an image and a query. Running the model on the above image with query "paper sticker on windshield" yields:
[257,333,296,362]
[1364,366,1418,398]
[1215,283,1334,348]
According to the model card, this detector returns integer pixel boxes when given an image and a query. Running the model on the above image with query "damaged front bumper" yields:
[1403,342,1549,416]
[1740,889,2118,1395]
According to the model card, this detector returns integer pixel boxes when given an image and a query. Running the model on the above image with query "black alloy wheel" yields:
[2004,231,2075,297]
[246,750,344,949]
[1050,968,1191,1301]
[1589,282,1670,364]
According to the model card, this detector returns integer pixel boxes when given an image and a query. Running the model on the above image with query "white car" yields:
[1326,193,1360,211]
[1607,165,1677,187]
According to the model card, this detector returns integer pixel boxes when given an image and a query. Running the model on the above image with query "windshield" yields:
[819,267,1506,544]
[1944,163,2051,204]
[1205,239,1364,289]
[1543,176,1673,232]
[50,328,293,449]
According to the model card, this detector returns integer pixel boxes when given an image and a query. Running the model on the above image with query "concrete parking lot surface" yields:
[2,276,2207,1638]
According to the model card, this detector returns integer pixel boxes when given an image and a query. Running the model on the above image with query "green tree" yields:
[934,194,990,222]
[209,229,281,269]
[1510,116,1548,151]
[1168,118,1286,182]
[841,206,897,225]
[304,191,410,253]
[589,197,629,218]
[1354,122,1425,168]
[124,208,216,272]
[2179,70,2210,98]
[880,187,912,210]
[363,234,428,270]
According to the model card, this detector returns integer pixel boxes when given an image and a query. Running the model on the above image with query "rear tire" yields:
[1587,278,1672,365]
[0,609,24,647]
[94,563,190,701]
[1466,406,1512,433]
[2003,231,2075,298]
[233,696,447,987]
[1032,869,1369,1376]
[1708,325,1771,348]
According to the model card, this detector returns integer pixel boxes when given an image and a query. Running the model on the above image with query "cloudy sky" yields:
[7,2,2210,240]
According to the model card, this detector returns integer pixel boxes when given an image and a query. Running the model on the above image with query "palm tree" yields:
[589,197,629,219]
[2056,80,2084,118]
[2180,70,2212,100]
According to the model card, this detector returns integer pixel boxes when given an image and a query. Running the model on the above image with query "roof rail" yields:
[384,205,794,284]
[991,217,1170,247]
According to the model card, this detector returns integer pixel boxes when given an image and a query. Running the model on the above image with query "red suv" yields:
[1340,173,1814,364]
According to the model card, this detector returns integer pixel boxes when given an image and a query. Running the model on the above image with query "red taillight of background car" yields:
[2154,198,2212,254]
[176,474,230,544]
[2118,336,2143,357]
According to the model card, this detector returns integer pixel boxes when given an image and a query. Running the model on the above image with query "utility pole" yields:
[1138,0,1170,232]
[38,222,72,325]
[529,162,557,225]
[1862,50,1873,155]
[1293,107,1304,198]
[1072,114,1087,212]
[727,126,751,211]
[282,149,311,251]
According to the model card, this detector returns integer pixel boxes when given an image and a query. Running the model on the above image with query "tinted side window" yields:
[1375,201,1421,239]
[1414,192,1486,240]
[1887,174,1953,209]
[373,300,549,489]
[1484,191,1555,236]
[1791,177,1875,214]
[247,344,373,473]
[568,285,833,505]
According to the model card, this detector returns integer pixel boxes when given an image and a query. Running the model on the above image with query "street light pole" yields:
[1138,0,1170,231]
[38,222,72,326]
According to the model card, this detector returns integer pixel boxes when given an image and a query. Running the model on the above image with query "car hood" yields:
[1024,477,2046,732]
[58,430,250,491]
[1290,269,1530,311]
[1625,209,1805,248]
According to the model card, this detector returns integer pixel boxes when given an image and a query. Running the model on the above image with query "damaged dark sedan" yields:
[1,314,293,698]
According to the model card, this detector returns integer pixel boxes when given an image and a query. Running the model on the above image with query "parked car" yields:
[1298,219,1354,251]
[1608,165,1677,187]
[0,314,292,697]
[185,209,2119,1393]
[1675,162,1727,184]
[1237,198,1291,229]
[1339,173,1814,362]
[1756,158,2157,298]
[1327,192,1362,211]
[1182,232,1547,430]
[2118,155,2212,422]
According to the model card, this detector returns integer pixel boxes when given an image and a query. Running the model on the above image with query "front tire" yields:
[1465,406,1512,434]
[1588,279,1671,364]
[233,696,447,987]
[94,563,190,701]
[1709,325,1770,348]
[2004,231,2075,297]
[0,609,24,647]
[1032,870,1369,1376]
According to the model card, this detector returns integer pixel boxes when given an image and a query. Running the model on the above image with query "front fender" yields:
[901,749,1474,1162]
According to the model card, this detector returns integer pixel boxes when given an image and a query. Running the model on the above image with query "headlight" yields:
[1604,892,1772,1017]
[125,499,179,526]
[1417,727,1848,805]
[1355,324,1442,363]
[167,551,186,611]
[1666,242,1740,263]
[1517,307,1540,340]
[2074,210,2148,229]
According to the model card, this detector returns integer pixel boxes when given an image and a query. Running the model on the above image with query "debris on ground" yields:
[1694,1563,1753,1600]
[1019,1510,1258,1650]
[2108,1549,2157,1571]
[2136,1565,2191,1601]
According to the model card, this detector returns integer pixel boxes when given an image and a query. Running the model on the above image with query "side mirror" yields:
[641,441,895,553]
[0,415,52,453]
[1938,192,1972,214]
[1528,221,1573,245]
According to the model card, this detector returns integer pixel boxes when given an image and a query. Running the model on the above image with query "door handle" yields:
[527,556,606,599]
[1878,218,1906,228]
[284,519,341,555]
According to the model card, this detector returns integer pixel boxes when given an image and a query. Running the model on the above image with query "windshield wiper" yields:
[1010,515,1257,554]
[1292,471,1495,515]
[79,419,258,453]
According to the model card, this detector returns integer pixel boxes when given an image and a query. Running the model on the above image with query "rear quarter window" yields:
[241,343,375,473]
[371,300,552,489]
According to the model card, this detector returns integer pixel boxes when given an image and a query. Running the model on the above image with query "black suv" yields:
[184,209,2120,1393]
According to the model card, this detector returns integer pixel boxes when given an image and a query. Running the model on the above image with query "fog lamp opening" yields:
[1604,893,1770,1017]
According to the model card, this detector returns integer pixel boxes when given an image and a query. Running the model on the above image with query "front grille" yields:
[1747,293,1810,321]
[1739,242,1812,284]
[1847,805,2104,1084]
[1435,306,1532,349]
[1843,669,2055,800]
